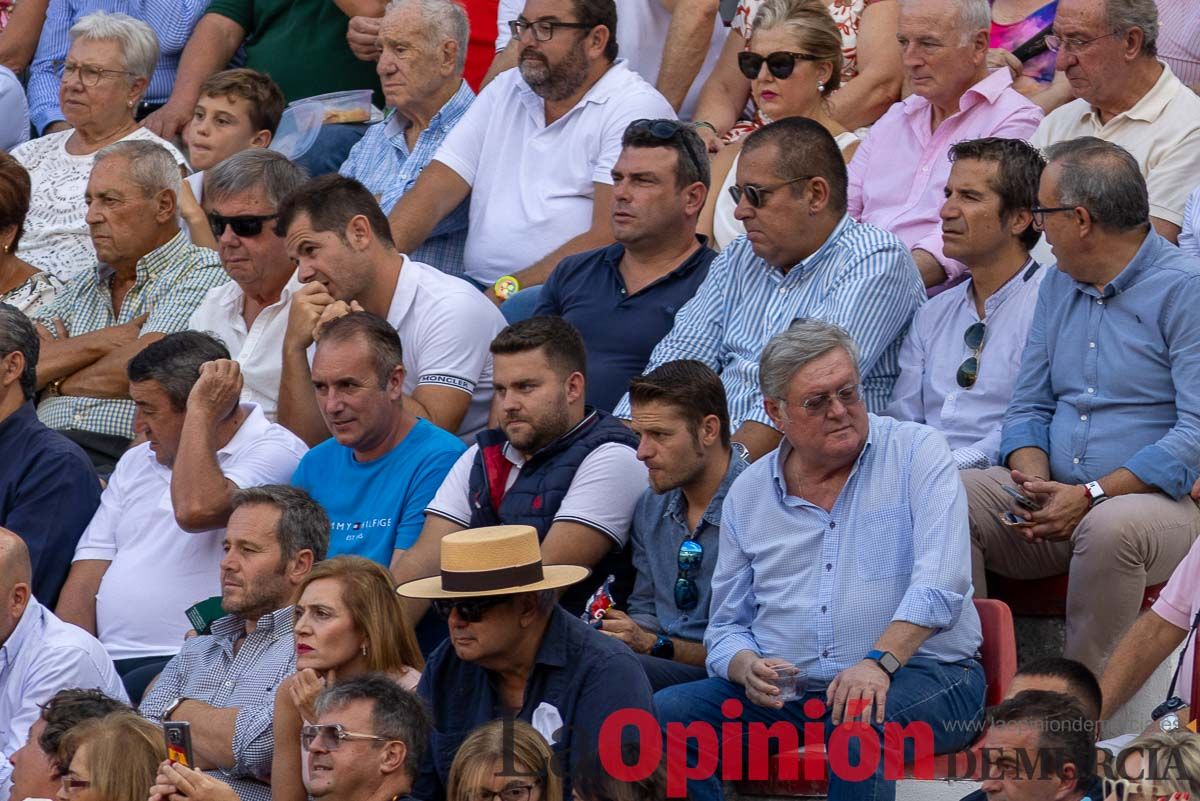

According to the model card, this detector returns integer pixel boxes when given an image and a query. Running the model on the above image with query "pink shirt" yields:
[1151,538,1200,705]
[847,68,1043,293]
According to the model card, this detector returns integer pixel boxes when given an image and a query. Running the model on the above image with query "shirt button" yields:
[1073,457,1080,464]
[1089,342,1096,348]
[829,521,836,529]
[225,680,233,687]
[825,563,832,571]
[1097,299,1104,305]
[1081,415,1088,421]
[821,605,827,613]
[778,286,787,294]
[822,649,829,657]
[1087,387,1095,393]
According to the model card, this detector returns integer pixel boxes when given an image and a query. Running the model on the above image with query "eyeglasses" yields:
[1029,205,1076,230]
[207,213,278,239]
[508,18,594,42]
[674,538,704,611]
[736,50,820,80]
[1100,776,1165,801]
[60,777,91,795]
[783,383,863,416]
[1044,30,1119,53]
[728,176,812,208]
[895,36,949,57]
[625,119,706,186]
[431,595,513,623]
[471,782,542,801]
[53,60,135,86]
[956,322,986,389]
[301,723,389,751]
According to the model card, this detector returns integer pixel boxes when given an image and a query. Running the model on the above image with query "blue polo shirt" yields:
[0,402,100,607]
[414,605,654,801]
[535,238,715,411]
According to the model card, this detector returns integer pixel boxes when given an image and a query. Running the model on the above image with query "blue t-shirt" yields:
[292,419,465,564]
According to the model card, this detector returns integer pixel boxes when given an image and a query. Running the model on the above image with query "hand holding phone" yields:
[164,721,195,767]
[1002,484,1042,511]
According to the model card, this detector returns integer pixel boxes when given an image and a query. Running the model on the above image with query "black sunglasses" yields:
[674,539,703,611]
[207,212,278,239]
[728,175,812,208]
[431,595,513,623]
[956,321,986,389]
[625,119,706,184]
[737,50,821,80]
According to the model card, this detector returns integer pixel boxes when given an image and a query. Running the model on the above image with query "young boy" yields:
[180,69,285,248]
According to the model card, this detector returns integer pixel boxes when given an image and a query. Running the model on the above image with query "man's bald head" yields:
[0,529,31,589]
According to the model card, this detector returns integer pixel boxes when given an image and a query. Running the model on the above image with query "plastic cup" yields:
[769,663,802,702]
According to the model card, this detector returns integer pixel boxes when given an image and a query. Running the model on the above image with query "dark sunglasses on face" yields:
[207,212,278,240]
[737,50,821,81]
[956,321,987,389]
[625,118,706,184]
[431,595,513,623]
[728,175,813,208]
[674,538,704,611]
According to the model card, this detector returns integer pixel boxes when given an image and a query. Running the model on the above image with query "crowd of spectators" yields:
[3,0,1200,799]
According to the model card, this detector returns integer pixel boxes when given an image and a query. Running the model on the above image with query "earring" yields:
[817,82,825,93]
[127,100,134,108]
[361,644,368,656]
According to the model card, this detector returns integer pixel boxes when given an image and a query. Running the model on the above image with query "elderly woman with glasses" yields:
[9,11,185,284]
[447,720,559,801]
[57,711,165,801]
[1104,730,1200,800]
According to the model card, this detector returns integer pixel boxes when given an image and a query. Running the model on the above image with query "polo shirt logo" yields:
[532,495,543,510]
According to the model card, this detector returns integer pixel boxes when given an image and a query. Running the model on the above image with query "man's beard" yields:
[519,40,589,102]
[504,402,572,455]
[223,563,291,620]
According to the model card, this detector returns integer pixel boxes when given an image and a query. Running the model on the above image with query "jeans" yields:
[294,122,369,177]
[653,656,986,801]
[500,285,543,324]
[636,653,708,692]
[116,655,174,705]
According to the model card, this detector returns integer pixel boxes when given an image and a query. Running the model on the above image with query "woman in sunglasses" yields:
[271,556,424,801]
[699,0,859,251]
[1104,730,1200,800]
[447,720,560,801]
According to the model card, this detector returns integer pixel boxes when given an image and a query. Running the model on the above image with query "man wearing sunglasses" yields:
[886,137,1047,471]
[613,116,925,462]
[846,0,1042,294]
[1029,0,1200,245]
[188,150,308,424]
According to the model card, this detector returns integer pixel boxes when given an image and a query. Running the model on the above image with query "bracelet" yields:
[693,120,718,135]
[493,275,520,301]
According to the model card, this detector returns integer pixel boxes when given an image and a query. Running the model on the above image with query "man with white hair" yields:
[339,0,475,277]
[30,140,225,474]
[847,0,1043,294]
[1030,0,1200,244]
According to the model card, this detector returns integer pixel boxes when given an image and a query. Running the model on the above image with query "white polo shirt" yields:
[189,275,303,422]
[72,404,308,661]
[433,60,675,284]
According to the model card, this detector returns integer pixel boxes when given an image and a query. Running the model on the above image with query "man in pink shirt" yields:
[846,0,1043,294]
[1100,533,1200,720]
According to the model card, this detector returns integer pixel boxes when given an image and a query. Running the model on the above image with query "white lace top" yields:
[10,127,188,283]
[0,270,66,316]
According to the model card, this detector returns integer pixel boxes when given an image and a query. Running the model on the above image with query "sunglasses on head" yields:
[674,538,704,611]
[737,50,821,80]
[625,118,705,184]
[431,595,513,623]
[207,212,278,240]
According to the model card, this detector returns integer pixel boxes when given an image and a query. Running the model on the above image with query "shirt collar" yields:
[532,606,571,668]
[220,272,304,311]
[0,400,37,439]
[967,257,1039,317]
[1074,229,1160,297]
[518,60,632,125]
[218,403,271,458]
[0,597,44,669]
[1080,61,1176,124]
[784,214,853,276]
[384,80,476,146]
[769,418,875,500]
[502,410,598,465]
[95,229,191,285]
[663,451,746,527]
[902,67,1015,117]
[210,604,295,639]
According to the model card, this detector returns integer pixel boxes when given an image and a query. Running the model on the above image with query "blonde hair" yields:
[1118,730,1200,794]
[751,0,845,94]
[58,711,166,801]
[299,555,424,673]
[447,720,562,801]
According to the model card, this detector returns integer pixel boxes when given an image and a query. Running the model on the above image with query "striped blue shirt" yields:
[27,0,209,133]
[705,414,983,681]
[340,80,474,276]
[612,216,924,429]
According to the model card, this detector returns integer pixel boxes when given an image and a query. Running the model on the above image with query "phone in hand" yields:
[997,511,1036,528]
[1002,484,1042,511]
[164,721,195,767]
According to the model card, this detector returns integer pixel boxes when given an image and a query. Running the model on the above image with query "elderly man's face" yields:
[765,348,868,470]
[377,6,456,112]
[896,0,987,107]
[130,379,187,467]
[1052,0,1132,106]
[977,722,1068,800]
[58,37,143,131]
[9,716,57,801]
[732,142,812,269]
[305,699,399,800]
[515,0,596,102]
[205,186,292,290]
[85,156,176,269]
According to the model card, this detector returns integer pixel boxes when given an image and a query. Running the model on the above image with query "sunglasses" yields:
[728,175,812,208]
[431,595,513,623]
[1101,776,1173,800]
[301,723,389,751]
[956,322,986,389]
[207,212,278,239]
[674,539,704,611]
[625,118,706,185]
[737,50,820,80]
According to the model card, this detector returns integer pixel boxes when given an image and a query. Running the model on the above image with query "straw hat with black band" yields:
[395,525,590,599]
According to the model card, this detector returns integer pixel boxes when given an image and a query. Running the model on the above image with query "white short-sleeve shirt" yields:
[426,434,648,547]
[433,60,676,284]
[72,404,307,660]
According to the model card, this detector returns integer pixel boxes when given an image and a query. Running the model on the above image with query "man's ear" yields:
[763,397,786,430]
[379,739,408,775]
[565,371,586,406]
[288,549,316,584]
[251,129,273,148]
[806,177,831,216]
[699,413,722,448]
[156,188,179,222]
[0,351,25,390]
[387,364,406,401]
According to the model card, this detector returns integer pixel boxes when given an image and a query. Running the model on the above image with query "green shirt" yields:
[203,0,383,106]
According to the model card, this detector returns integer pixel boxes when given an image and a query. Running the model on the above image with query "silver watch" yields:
[731,441,750,462]
[1084,480,1107,507]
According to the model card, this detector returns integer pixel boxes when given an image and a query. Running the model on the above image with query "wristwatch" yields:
[1084,480,1107,507]
[865,649,901,678]
[650,633,675,660]
[731,441,750,462]
[163,697,187,720]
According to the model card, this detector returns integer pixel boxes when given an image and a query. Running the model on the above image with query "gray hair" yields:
[230,485,330,563]
[759,318,860,401]
[204,149,308,208]
[385,0,470,73]
[68,11,158,82]
[93,140,181,197]
[0,303,38,401]
[1044,137,1149,232]
[315,674,429,778]
[900,0,990,44]
[1105,0,1158,55]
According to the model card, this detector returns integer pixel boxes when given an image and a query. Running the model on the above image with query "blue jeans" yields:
[499,285,543,324]
[636,653,709,692]
[294,122,369,177]
[653,657,985,801]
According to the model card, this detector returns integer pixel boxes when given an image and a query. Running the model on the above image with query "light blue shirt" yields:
[0,598,128,800]
[705,414,982,682]
[887,260,1045,468]
[1182,185,1199,260]
[340,80,474,276]
[1000,231,1200,499]
[0,66,29,151]
[612,216,924,428]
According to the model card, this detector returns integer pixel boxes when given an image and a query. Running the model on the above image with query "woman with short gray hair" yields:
[11,11,188,283]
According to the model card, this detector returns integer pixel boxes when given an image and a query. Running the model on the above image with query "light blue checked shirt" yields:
[612,217,923,429]
[705,414,982,681]
[27,0,209,133]
[340,80,474,276]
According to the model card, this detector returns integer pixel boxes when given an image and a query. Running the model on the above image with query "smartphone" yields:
[164,721,195,767]
[1001,484,1042,511]
[997,511,1036,528]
